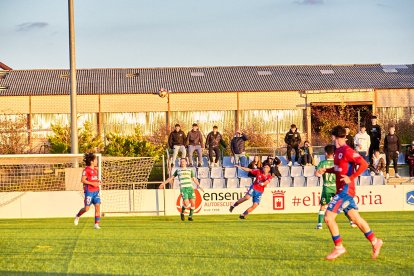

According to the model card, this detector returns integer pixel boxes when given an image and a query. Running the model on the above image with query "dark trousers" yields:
[287,145,299,162]
[385,151,398,174]
[408,157,414,177]
[208,147,220,163]
[369,141,380,162]
[301,154,313,165]
[271,166,281,178]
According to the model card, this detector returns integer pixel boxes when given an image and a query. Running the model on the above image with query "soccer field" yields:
[0,212,413,275]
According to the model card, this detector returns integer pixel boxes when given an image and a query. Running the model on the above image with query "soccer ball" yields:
[159,88,168,98]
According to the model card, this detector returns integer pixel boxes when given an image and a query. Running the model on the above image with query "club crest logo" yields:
[176,189,203,213]
[406,190,414,205]
[272,190,285,210]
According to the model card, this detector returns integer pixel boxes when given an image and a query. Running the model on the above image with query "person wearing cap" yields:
[205,126,227,167]
[262,155,282,178]
[284,124,301,166]
[230,129,248,167]
[168,124,187,167]
[406,141,414,179]
[186,123,204,167]
[367,116,382,162]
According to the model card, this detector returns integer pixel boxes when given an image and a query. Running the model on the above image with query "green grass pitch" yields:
[0,212,413,275]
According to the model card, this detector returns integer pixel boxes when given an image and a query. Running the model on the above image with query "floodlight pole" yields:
[68,0,78,154]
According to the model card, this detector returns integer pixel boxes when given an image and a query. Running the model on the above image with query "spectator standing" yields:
[344,126,355,149]
[168,124,187,167]
[354,126,371,162]
[406,141,414,178]
[369,150,386,176]
[368,116,382,161]
[206,126,227,167]
[284,124,301,166]
[186,123,204,167]
[384,126,401,179]
[300,141,314,166]
[230,130,248,167]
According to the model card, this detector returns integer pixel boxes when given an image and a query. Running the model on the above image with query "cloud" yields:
[294,0,324,5]
[16,22,49,32]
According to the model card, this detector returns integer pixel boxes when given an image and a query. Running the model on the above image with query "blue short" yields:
[246,186,263,204]
[327,191,358,214]
[84,191,101,206]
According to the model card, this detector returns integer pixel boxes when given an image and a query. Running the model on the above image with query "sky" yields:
[1,0,413,69]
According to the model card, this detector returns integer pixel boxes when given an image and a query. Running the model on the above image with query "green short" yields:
[180,187,195,200]
[320,189,336,206]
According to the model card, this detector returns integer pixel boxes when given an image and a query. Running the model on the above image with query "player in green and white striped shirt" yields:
[315,145,356,229]
[159,158,203,221]
[315,145,337,229]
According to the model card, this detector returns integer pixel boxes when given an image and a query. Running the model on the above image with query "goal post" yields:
[0,154,156,217]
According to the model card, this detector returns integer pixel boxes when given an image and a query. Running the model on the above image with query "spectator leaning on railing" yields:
[186,123,204,167]
[230,129,248,167]
[168,124,187,167]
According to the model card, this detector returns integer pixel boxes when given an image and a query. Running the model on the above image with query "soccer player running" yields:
[159,158,203,221]
[317,126,383,260]
[229,163,272,219]
[74,153,102,229]
[315,145,356,229]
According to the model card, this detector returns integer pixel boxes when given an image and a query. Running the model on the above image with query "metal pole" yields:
[167,93,171,135]
[68,0,78,154]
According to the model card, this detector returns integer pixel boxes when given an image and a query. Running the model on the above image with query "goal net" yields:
[100,157,155,214]
[0,154,155,215]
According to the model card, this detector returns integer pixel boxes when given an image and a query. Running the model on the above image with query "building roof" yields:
[0,64,413,96]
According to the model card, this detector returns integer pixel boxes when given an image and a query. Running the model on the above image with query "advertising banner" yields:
[163,185,414,216]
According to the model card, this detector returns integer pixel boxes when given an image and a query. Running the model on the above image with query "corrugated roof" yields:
[0,64,413,96]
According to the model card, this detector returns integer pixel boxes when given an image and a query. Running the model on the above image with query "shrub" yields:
[104,127,164,160]
[0,113,30,154]
[311,105,361,145]
[48,122,103,154]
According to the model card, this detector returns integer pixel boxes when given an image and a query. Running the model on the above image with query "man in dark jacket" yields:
[284,124,301,166]
[384,126,401,179]
[230,130,248,167]
[186,123,204,167]
[206,126,226,167]
[368,116,382,162]
[168,124,187,167]
[344,126,355,149]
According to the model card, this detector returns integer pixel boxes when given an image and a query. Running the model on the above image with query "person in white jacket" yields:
[354,126,371,162]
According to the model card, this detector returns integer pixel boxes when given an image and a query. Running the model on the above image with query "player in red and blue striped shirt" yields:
[317,126,383,260]
[74,153,102,229]
[229,164,272,219]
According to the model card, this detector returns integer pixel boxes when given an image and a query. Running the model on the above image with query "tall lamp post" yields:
[68,0,78,154]
[154,88,171,134]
